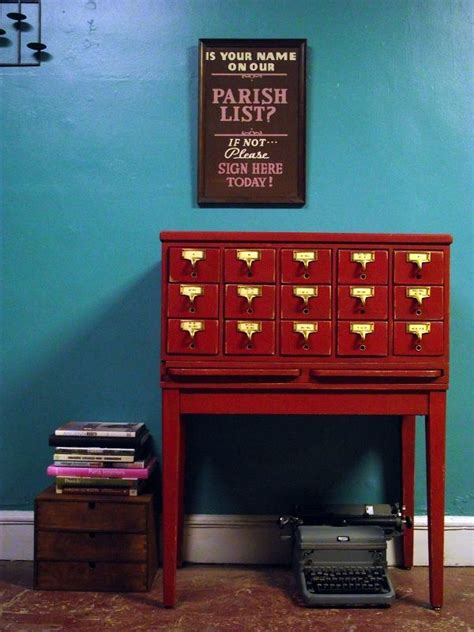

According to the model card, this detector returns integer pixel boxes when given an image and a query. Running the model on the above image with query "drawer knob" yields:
[406,286,431,305]
[181,249,205,268]
[407,251,431,270]
[237,285,262,306]
[293,286,318,305]
[350,286,374,306]
[237,321,261,342]
[350,322,374,341]
[293,322,318,343]
[406,322,431,341]
[351,251,375,270]
[180,320,205,340]
[293,250,317,270]
[237,250,260,272]
[180,285,204,304]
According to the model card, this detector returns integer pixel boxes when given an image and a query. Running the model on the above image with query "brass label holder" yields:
[293,286,318,305]
[406,287,431,305]
[237,250,261,272]
[237,321,262,342]
[407,322,431,340]
[293,322,318,342]
[293,250,318,269]
[181,249,205,268]
[180,285,204,303]
[180,320,205,340]
[237,286,262,306]
[350,322,375,341]
[351,252,375,270]
[350,286,375,306]
[407,251,431,270]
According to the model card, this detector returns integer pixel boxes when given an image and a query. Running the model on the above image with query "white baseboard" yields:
[1,511,473,566]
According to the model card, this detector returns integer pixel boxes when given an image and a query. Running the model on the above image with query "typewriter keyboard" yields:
[304,566,392,594]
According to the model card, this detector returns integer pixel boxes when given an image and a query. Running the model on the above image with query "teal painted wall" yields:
[1,0,472,514]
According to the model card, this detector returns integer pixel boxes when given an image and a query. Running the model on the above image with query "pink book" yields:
[47,456,156,480]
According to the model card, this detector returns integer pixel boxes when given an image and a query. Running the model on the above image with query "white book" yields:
[54,421,145,438]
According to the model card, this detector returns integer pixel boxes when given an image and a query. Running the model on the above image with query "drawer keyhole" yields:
[88,502,96,510]
[88,562,96,569]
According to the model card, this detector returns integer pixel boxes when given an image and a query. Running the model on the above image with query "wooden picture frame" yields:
[198,39,306,206]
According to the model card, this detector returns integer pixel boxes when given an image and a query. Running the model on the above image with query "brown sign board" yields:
[198,39,306,206]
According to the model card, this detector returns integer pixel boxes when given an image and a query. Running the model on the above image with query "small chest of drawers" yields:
[34,487,157,592]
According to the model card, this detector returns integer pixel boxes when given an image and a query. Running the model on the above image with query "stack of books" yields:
[47,422,156,496]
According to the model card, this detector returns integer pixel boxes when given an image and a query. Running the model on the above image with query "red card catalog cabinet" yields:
[160,232,452,610]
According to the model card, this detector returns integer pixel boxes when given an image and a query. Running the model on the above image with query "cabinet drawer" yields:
[225,284,275,319]
[338,250,388,284]
[281,321,332,356]
[337,321,388,356]
[225,320,275,355]
[281,285,331,320]
[167,283,218,318]
[167,319,219,355]
[394,321,444,356]
[394,286,444,320]
[224,248,275,283]
[281,249,332,284]
[169,247,220,283]
[337,285,388,320]
[36,531,147,562]
[36,501,147,532]
[394,250,445,284]
[35,561,148,592]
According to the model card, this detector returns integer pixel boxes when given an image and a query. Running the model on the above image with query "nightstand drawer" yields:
[338,249,389,284]
[36,531,147,561]
[337,285,388,320]
[225,284,275,319]
[167,283,219,318]
[36,561,148,592]
[394,250,445,284]
[337,321,388,356]
[169,247,220,282]
[224,248,276,282]
[394,286,444,320]
[36,500,147,532]
[281,248,332,283]
[281,285,331,320]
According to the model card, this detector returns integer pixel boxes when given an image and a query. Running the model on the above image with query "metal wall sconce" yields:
[0,0,48,66]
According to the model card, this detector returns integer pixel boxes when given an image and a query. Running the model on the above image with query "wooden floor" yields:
[1,562,473,631]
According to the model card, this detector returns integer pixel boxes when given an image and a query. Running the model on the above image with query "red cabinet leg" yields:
[162,389,183,607]
[177,417,186,568]
[426,392,446,609]
[401,415,415,569]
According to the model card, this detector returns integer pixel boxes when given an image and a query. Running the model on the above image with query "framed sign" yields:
[198,39,306,206]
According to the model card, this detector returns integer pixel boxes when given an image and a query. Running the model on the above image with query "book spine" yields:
[55,485,137,496]
[48,457,155,479]
[55,447,136,455]
[53,453,135,462]
[55,429,138,438]
[56,477,139,487]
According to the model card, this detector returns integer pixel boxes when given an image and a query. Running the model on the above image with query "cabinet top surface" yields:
[160,231,453,244]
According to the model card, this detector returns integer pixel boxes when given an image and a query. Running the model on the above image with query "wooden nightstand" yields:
[34,487,158,591]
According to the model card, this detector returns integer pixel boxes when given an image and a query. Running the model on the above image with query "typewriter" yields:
[279,504,411,608]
